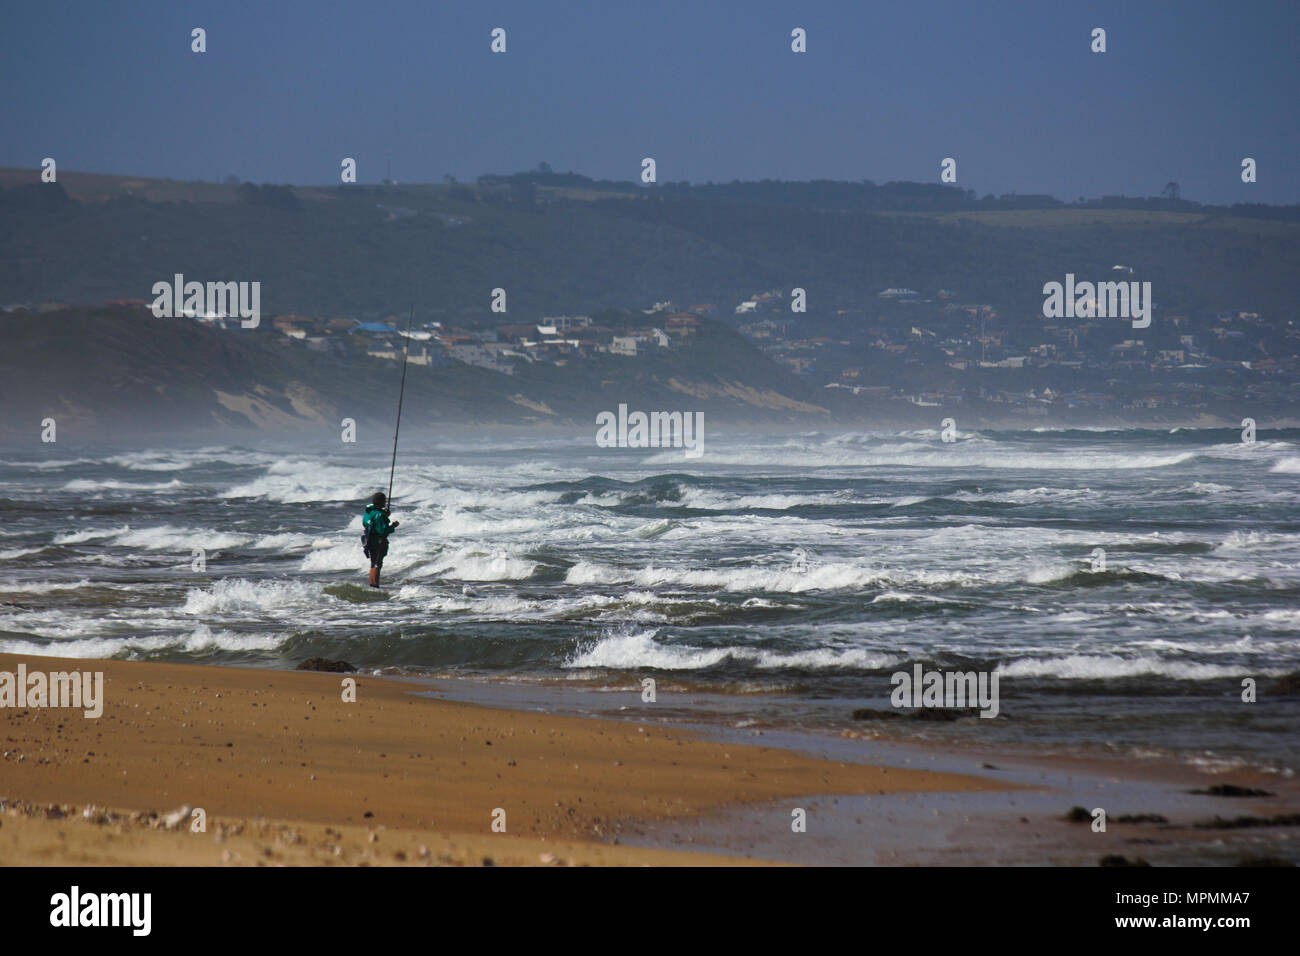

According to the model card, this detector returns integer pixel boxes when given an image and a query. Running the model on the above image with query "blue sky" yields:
[2,0,1295,204]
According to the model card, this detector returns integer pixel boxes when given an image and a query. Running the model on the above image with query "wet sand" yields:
[406,674,1300,866]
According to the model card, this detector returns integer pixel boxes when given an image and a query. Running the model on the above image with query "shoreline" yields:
[4,654,1297,866]
[0,653,999,867]
[404,671,1300,865]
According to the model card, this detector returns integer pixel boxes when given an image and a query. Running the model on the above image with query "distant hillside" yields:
[0,305,835,441]
[6,166,1296,222]
[1,169,1297,437]
[1,169,1296,325]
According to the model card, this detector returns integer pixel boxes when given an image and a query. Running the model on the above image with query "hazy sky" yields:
[3,0,1296,204]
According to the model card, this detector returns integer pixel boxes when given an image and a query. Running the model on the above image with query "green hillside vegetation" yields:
[2,170,1295,325]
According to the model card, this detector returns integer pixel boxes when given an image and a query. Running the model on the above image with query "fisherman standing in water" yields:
[362,492,399,587]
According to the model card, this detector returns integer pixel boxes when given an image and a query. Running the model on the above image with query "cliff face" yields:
[0,306,377,442]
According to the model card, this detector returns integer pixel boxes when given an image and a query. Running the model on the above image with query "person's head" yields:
[372,492,387,509]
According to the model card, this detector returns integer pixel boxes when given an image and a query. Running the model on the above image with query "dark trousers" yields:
[364,533,388,569]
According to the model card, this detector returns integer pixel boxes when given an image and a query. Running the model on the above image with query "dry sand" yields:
[0,653,997,866]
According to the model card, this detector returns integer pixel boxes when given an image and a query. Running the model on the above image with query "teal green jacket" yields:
[363,504,395,537]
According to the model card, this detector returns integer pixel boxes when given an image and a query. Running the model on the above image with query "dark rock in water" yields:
[323,583,389,603]
[851,706,988,721]
[1188,784,1273,797]
[1272,671,1300,695]
[1234,856,1296,867]
[913,707,987,721]
[1115,813,1169,824]
[851,708,902,720]
[1065,806,1092,823]
[1194,813,1300,830]
[297,658,357,673]
[1100,855,1150,867]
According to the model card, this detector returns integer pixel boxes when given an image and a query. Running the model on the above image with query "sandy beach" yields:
[0,653,996,866]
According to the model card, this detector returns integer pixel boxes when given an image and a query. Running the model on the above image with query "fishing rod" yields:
[386,304,415,506]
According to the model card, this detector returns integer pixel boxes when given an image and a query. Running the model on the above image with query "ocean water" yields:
[2,427,1298,775]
